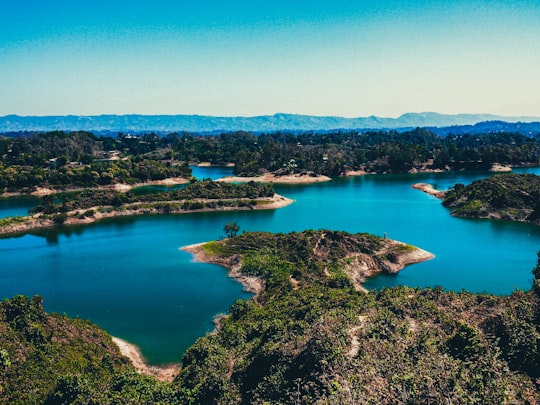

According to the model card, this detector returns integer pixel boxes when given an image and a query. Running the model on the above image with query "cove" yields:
[1,167,539,365]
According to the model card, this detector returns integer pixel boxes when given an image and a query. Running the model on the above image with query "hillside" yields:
[175,231,540,404]
[443,173,540,225]
[2,113,540,133]
[0,295,173,404]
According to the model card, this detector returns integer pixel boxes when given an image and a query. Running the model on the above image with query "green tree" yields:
[224,222,240,238]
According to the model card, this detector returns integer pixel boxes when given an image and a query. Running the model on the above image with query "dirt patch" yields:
[217,173,331,184]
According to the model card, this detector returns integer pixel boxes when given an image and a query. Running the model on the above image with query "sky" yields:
[1,0,539,118]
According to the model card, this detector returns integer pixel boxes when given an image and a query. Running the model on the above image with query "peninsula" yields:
[0,181,292,236]
[442,173,540,225]
[182,230,434,294]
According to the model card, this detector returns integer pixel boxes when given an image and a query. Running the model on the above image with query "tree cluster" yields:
[443,173,540,224]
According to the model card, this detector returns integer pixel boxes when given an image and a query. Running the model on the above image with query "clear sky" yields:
[1,0,539,117]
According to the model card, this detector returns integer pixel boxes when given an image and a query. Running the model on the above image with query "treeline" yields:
[0,131,190,191]
[443,173,540,224]
[2,129,540,190]
[148,130,540,176]
[29,180,275,215]
[0,159,190,190]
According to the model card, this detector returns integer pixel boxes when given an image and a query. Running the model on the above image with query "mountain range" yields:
[1,112,539,134]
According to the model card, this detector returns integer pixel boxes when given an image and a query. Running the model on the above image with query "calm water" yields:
[1,167,539,364]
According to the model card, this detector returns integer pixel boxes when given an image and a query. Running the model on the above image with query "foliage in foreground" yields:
[0,295,173,404]
[175,234,540,404]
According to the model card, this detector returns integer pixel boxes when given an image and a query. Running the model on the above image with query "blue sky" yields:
[1,1,539,117]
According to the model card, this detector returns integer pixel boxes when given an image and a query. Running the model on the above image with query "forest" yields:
[443,173,540,225]
[1,129,539,190]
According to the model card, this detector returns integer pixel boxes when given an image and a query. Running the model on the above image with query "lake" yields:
[1,167,539,365]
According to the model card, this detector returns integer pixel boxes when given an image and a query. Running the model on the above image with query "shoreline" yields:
[343,240,435,292]
[111,336,179,382]
[182,242,264,295]
[0,176,191,198]
[0,194,294,236]
[217,173,331,184]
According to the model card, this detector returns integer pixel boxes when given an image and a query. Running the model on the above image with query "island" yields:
[0,181,293,236]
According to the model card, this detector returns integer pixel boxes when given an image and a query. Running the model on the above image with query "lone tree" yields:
[224,222,240,238]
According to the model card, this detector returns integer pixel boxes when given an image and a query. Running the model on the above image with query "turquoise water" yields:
[0,195,40,218]
[1,167,539,364]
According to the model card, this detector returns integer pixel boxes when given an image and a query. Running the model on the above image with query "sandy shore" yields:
[344,170,369,177]
[411,183,447,199]
[217,173,331,184]
[197,162,235,167]
[111,336,178,382]
[490,163,512,172]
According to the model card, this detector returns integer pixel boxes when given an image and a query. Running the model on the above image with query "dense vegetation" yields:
[28,180,275,215]
[0,181,277,235]
[0,131,190,190]
[0,295,174,404]
[443,173,540,225]
[2,130,539,191]
[2,231,540,403]
[176,232,540,404]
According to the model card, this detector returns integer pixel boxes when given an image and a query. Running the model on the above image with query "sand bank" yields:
[411,183,447,199]
[111,337,178,382]
[217,173,331,184]
[490,163,512,172]
[344,170,369,177]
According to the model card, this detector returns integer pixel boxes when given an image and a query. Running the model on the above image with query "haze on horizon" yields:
[1,1,539,118]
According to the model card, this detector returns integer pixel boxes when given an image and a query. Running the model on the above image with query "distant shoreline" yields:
[0,176,190,198]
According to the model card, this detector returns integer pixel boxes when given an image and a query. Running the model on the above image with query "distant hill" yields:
[430,120,540,137]
[1,112,539,134]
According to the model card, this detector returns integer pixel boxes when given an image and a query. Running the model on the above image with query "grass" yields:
[0,216,28,227]
[201,241,237,257]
